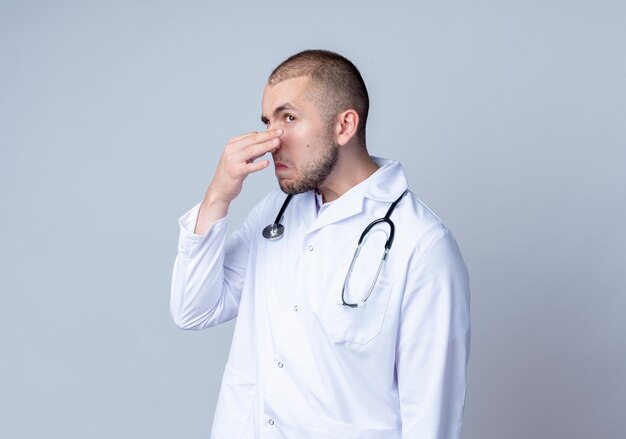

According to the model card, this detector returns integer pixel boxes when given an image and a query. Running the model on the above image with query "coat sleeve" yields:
[396,225,471,438]
[169,200,257,330]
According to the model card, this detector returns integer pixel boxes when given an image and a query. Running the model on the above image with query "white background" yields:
[1,1,625,437]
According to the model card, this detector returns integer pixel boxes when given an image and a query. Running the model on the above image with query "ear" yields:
[334,109,360,146]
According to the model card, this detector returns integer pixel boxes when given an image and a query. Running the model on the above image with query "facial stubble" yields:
[277,136,339,195]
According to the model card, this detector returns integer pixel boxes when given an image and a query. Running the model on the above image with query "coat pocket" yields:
[317,278,394,345]
[311,412,400,439]
[210,363,257,439]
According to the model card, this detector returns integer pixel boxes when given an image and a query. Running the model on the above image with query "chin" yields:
[277,179,310,195]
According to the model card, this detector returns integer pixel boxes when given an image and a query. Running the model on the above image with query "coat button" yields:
[293,305,298,312]
[308,245,314,251]
[269,419,275,425]
[277,362,284,368]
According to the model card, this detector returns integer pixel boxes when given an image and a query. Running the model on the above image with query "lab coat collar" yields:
[365,156,409,202]
[304,156,408,235]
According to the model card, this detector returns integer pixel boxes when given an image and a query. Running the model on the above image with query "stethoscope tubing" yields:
[262,189,409,307]
[341,189,408,307]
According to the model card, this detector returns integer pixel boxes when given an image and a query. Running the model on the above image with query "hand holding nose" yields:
[211,128,283,203]
[194,129,283,235]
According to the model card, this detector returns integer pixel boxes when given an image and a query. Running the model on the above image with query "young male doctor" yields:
[170,50,471,438]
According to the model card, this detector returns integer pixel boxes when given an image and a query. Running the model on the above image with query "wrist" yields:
[204,186,231,209]
[194,188,230,235]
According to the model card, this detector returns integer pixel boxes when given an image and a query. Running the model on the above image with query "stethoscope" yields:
[262,189,409,308]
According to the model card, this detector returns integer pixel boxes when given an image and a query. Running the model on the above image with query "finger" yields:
[240,137,281,163]
[229,131,257,143]
[246,143,278,164]
[246,139,280,160]
[234,129,283,149]
[243,159,270,174]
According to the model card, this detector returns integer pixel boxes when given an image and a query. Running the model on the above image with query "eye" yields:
[285,114,296,123]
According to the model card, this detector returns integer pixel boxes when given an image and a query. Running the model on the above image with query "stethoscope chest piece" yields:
[262,223,285,240]
[262,194,293,241]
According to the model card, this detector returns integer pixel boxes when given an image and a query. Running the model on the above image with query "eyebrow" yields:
[261,103,298,124]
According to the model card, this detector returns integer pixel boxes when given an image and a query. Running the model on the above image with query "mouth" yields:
[274,160,288,169]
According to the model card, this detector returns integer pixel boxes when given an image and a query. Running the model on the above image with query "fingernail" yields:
[275,129,283,135]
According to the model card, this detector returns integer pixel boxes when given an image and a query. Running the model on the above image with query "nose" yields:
[267,121,288,146]
[268,119,286,132]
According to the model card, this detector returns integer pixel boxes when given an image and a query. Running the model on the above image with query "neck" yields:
[317,147,379,203]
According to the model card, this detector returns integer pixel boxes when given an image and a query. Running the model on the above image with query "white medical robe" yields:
[170,157,471,438]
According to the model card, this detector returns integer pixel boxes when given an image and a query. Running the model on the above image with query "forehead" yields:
[262,76,315,110]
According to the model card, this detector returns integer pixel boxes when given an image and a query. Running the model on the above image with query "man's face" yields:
[261,76,338,195]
